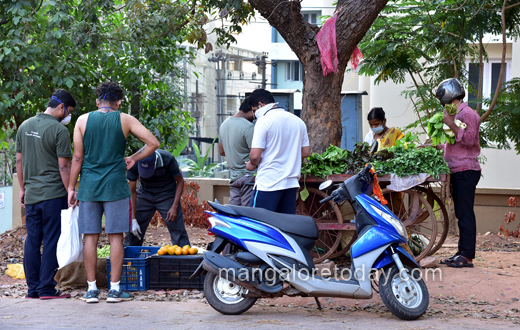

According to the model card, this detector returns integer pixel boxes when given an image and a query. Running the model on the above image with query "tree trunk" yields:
[301,63,345,153]
[249,0,389,153]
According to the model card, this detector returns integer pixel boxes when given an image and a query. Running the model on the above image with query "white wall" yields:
[0,186,13,234]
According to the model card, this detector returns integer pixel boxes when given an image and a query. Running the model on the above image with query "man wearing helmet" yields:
[435,78,481,268]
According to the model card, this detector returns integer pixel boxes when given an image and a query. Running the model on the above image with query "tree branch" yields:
[505,2,520,10]
[476,33,484,114]
[440,0,469,11]
[409,96,427,135]
[480,0,507,122]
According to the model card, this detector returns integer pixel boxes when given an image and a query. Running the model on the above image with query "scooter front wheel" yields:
[204,272,258,315]
[379,265,429,320]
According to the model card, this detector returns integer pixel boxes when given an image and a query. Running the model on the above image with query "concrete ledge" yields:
[186,177,231,205]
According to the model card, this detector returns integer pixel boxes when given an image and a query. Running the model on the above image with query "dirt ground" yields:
[2,223,520,324]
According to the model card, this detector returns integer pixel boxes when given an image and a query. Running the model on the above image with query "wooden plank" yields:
[302,173,446,184]
[316,223,356,231]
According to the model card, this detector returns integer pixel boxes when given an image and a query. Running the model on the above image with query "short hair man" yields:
[218,97,256,206]
[246,89,310,214]
[16,89,76,299]
[124,149,190,247]
[68,82,160,303]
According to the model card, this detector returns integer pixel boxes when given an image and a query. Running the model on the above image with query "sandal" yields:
[444,255,473,268]
[39,289,71,300]
[440,253,460,265]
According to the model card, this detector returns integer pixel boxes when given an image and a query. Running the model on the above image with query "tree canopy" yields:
[358,0,520,152]
[0,0,254,150]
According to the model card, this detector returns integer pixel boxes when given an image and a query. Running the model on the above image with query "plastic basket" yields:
[149,255,205,290]
[107,246,160,291]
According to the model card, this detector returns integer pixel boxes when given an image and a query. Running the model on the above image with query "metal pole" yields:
[183,54,188,112]
[261,56,267,89]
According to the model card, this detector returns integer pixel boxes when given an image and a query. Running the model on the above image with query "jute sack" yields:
[54,258,107,290]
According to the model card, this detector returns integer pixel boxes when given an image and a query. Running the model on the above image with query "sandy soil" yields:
[2,224,520,323]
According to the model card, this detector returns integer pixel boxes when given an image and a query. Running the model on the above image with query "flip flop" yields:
[39,289,71,300]
[444,255,473,268]
[439,253,459,265]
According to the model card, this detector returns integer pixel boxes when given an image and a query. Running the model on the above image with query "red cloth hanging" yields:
[316,15,339,76]
[350,46,363,70]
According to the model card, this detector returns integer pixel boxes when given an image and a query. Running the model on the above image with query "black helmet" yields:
[435,78,465,106]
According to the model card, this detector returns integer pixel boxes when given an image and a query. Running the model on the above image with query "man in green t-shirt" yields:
[218,97,256,206]
[15,89,76,300]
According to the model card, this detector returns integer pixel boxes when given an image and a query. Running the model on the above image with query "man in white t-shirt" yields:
[245,89,310,214]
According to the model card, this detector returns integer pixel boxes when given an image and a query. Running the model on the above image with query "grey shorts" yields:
[78,197,131,234]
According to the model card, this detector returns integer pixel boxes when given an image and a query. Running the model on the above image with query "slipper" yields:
[39,290,71,300]
[444,255,473,268]
[439,253,460,265]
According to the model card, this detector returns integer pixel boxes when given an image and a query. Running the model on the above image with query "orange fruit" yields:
[182,247,190,255]
[167,246,176,255]
[182,245,190,249]
[157,248,166,255]
[174,247,182,256]
[171,245,179,250]
[188,247,198,255]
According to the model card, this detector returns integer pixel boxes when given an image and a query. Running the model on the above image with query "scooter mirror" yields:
[370,141,379,154]
[319,180,334,191]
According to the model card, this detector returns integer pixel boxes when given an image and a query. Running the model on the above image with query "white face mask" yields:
[254,102,279,119]
[60,114,71,125]
[370,125,384,134]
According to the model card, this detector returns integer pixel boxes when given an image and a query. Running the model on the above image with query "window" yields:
[272,11,321,43]
[285,61,303,81]
[227,58,242,71]
[467,60,511,108]
[303,12,319,24]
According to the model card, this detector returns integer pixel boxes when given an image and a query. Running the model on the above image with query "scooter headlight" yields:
[370,205,407,239]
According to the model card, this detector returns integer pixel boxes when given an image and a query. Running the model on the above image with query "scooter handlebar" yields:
[319,194,334,204]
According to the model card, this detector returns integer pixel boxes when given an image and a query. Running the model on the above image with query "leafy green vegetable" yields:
[445,103,458,116]
[427,112,455,146]
[97,245,111,258]
[372,145,449,178]
[301,145,350,178]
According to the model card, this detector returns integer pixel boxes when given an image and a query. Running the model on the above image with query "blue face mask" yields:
[371,125,384,134]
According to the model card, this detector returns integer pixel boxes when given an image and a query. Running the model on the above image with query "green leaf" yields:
[172,137,189,157]
[65,78,73,89]
[300,187,310,201]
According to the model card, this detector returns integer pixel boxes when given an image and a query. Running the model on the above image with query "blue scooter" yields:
[191,143,429,320]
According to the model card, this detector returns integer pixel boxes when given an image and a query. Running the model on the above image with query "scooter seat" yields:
[209,202,318,239]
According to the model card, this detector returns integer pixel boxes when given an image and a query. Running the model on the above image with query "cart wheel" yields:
[416,186,449,255]
[329,230,357,259]
[297,188,343,263]
[382,189,437,261]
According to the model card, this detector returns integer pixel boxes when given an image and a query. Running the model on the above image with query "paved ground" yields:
[1,298,518,330]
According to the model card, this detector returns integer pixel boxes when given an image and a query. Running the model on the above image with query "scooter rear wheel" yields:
[379,265,429,320]
[204,272,258,315]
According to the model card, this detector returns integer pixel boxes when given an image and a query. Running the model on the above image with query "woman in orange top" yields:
[364,107,404,150]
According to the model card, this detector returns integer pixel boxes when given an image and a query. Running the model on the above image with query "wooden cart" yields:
[297,174,448,263]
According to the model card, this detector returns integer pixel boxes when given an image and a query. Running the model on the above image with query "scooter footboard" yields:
[373,245,420,270]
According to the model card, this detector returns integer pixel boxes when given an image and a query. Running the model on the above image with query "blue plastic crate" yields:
[107,246,160,291]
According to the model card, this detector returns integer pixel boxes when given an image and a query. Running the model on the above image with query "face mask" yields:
[371,125,384,134]
[60,114,71,125]
[254,102,278,119]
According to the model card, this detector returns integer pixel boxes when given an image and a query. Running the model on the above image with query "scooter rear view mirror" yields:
[319,180,333,191]
[370,141,379,154]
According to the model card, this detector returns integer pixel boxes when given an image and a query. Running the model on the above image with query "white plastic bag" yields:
[57,206,83,269]
[386,173,430,192]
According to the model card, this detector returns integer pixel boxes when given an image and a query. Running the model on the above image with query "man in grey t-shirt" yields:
[218,98,256,206]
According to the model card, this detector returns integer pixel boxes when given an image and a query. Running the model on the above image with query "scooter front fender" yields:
[373,245,420,270]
